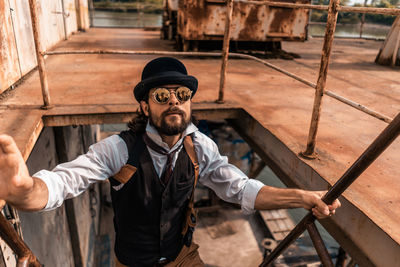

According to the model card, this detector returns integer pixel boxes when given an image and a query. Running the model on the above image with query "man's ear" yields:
[140,101,149,116]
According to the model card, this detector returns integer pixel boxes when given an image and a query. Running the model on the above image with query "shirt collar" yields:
[145,122,198,152]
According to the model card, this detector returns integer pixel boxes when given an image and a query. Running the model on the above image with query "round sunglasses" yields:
[151,87,192,104]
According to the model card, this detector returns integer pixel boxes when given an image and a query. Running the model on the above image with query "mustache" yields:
[162,107,185,117]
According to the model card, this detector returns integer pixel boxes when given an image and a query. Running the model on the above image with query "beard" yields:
[149,106,191,136]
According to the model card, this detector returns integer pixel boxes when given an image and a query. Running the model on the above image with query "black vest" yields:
[109,130,195,266]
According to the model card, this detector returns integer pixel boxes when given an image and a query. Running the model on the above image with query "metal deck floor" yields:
[0,27,399,266]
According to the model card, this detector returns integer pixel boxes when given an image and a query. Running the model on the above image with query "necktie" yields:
[143,133,181,186]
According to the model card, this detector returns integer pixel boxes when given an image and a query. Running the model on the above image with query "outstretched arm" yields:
[254,185,341,219]
[0,135,48,211]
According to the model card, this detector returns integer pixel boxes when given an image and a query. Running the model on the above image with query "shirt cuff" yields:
[33,170,62,211]
[241,179,265,214]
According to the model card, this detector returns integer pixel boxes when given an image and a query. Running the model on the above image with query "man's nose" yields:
[168,92,179,106]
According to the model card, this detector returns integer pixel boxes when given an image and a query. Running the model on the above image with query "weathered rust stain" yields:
[238,6,260,40]
[178,0,309,42]
[269,8,296,34]
[178,0,208,39]
[0,1,21,93]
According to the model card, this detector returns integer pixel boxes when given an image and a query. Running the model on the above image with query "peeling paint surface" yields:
[64,0,79,35]
[0,0,87,93]
[178,0,310,41]
[9,0,37,76]
[0,0,21,93]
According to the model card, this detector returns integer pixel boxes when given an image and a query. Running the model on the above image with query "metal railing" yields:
[2,0,399,265]
[0,211,41,266]
[217,0,399,158]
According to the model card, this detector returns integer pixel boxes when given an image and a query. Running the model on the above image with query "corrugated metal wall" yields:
[0,0,89,94]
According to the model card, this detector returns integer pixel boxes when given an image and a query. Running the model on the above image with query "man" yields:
[0,57,340,266]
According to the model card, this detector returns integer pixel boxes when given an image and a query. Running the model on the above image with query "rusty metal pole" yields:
[359,0,368,38]
[217,0,234,104]
[61,0,68,40]
[306,222,334,267]
[260,112,400,267]
[391,29,400,66]
[28,0,52,109]
[88,0,95,27]
[0,213,42,266]
[301,0,340,158]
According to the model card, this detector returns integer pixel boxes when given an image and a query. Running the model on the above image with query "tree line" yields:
[311,0,399,25]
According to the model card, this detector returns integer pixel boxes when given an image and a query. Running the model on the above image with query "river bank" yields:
[94,1,162,13]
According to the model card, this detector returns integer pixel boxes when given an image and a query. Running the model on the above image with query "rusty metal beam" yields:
[218,0,234,103]
[260,112,400,266]
[306,223,334,267]
[43,49,393,124]
[41,104,245,127]
[229,112,398,267]
[28,0,52,109]
[302,0,340,158]
[0,213,41,267]
[237,0,400,15]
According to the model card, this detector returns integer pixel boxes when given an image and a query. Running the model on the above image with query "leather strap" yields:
[182,134,199,234]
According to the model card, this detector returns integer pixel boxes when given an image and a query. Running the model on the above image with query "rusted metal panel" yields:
[0,0,21,93]
[8,0,37,77]
[177,0,310,42]
[37,0,65,50]
[0,0,87,94]
[75,0,90,31]
[64,0,79,35]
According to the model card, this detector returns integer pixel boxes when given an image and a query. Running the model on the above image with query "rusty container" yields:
[175,0,310,50]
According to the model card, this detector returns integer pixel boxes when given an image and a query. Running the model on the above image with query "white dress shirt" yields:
[34,122,265,214]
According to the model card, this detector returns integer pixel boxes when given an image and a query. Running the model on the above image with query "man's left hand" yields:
[302,190,341,219]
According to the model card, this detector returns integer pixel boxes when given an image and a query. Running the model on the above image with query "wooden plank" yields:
[0,109,44,161]
[259,210,296,241]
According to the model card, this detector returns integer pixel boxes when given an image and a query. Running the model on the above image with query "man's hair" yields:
[127,107,148,133]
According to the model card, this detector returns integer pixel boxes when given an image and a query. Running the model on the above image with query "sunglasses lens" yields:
[153,88,170,104]
[176,87,192,102]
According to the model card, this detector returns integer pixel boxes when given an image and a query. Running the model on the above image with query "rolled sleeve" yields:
[34,170,65,210]
[241,179,265,214]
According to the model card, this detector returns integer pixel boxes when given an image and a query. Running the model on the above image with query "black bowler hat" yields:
[134,57,198,102]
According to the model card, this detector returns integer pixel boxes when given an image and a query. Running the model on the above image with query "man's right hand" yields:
[0,135,33,200]
[0,135,47,211]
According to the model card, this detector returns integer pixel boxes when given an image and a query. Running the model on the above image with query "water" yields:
[309,22,391,39]
[92,10,162,28]
[91,10,390,39]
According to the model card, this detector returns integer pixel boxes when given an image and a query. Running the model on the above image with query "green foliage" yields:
[310,0,397,26]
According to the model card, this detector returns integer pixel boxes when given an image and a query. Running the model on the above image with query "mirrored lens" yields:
[176,87,192,102]
[153,88,170,104]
